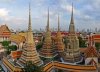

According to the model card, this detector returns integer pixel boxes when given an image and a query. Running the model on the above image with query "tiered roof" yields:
[11,51,22,60]
[0,25,11,37]
[85,46,98,58]
[10,34,25,44]
[85,35,98,58]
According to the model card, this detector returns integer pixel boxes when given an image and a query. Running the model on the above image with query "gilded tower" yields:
[55,15,65,52]
[18,3,42,66]
[39,9,57,58]
[63,4,80,63]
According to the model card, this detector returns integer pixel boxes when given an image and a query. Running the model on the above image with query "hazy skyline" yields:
[0,0,100,31]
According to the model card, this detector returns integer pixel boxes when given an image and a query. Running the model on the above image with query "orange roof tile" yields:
[0,25,11,37]
[80,48,87,53]
[43,61,97,72]
[11,51,22,59]
[85,46,98,58]
[93,34,100,39]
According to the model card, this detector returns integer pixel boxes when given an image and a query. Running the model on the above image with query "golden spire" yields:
[26,2,34,44]
[70,3,74,24]
[47,8,50,31]
[56,14,65,52]
[69,3,75,33]
[18,2,43,66]
[58,14,60,31]
[28,2,32,31]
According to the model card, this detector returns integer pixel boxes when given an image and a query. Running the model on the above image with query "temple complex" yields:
[1,2,100,72]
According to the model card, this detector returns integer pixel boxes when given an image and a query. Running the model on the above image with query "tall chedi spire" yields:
[27,2,34,44]
[47,8,50,31]
[58,14,60,31]
[69,3,75,34]
[55,14,65,52]
[63,4,80,63]
[18,3,42,66]
[40,8,57,59]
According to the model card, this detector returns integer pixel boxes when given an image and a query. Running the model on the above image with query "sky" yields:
[0,0,100,31]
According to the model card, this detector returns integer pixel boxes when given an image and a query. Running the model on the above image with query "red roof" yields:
[0,25,11,37]
[93,34,100,39]
[51,31,80,36]
[85,46,98,58]
[11,51,22,59]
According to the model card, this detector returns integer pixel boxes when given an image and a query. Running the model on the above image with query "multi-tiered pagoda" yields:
[18,3,43,66]
[63,4,80,63]
[55,15,65,52]
[39,9,57,58]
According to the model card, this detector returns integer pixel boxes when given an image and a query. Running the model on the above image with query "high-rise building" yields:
[63,4,80,63]
[39,9,57,58]
[18,3,42,66]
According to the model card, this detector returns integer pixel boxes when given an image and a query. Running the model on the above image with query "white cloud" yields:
[0,8,11,21]
[60,2,81,16]
[0,8,10,17]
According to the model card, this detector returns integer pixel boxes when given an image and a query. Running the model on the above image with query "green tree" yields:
[2,41,11,47]
[36,42,43,50]
[8,45,17,51]
[78,37,87,47]
[23,61,44,72]
[95,43,100,50]
[5,45,17,55]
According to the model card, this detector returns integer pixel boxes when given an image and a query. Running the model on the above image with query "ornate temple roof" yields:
[10,34,25,44]
[11,51,22,59]
[18,32,27,39]
[85,46,98,58]
[0,25,11,37]
[43,61,97,72]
